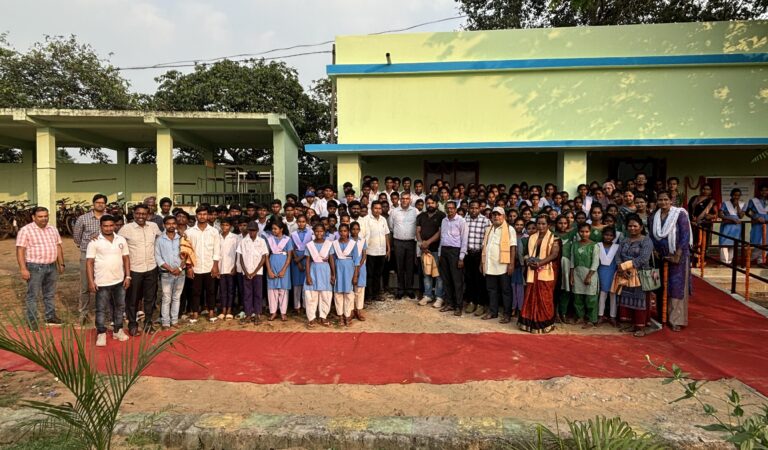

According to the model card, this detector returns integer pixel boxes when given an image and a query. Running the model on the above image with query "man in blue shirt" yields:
[438,201,469,316]
[155,216,184,328]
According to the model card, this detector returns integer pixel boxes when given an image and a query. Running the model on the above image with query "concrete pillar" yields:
[21,147,36,201]
[201,148,215,192]
[35,128,56,212]
[156,128,174,201]
[116,148,128,201]
[557,149,588,196]
[273,129,298,201]
[337,153,361,193]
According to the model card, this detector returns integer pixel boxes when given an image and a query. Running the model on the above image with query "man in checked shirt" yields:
[72,194,108,325]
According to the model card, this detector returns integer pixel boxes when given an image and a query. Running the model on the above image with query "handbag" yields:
[639,255,661,292]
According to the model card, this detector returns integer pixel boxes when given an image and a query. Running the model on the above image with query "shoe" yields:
[225,314,233,320]
[439,305,454,312]
[407,292,415,299]
[46,316,62,325]
[474,305,486,317]
[209,317,218,323]
[217,314,225,320]
[188,318,198,324]
[181,314,189,321]
[356,310,366,321]
[418,297,430,306]
[113,329,129,342]
[464,303,476,314]
[453,309,462,316]
[432,298,444,309]
[96,333,107,347]
[237,311,246,319]
[499,316,511,324]
[137,311,145,320]
[200,310,209,316]
[395,294,404,300]
[481,313,497,320]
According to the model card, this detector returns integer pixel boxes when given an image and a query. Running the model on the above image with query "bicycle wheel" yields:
[66,214,77,236]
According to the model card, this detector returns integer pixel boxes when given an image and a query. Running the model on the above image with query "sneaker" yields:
[188,318,198,324]
[137,311,145,320]
[432,298,444,309]
[225,314,233,320]
[113,329,129,342]
[209,317,218,323]
[237,311,246,319]
[46,316,63,325]
[96,333,107,347]
[217,314,225,320]
[474,305,486,317]
[464,303,476,314]
[418,297,431,306]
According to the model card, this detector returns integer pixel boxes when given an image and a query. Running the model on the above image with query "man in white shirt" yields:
[363,200,390,301]
[389,193,418,299]
[86,215,131,347]
[237,221,268,323]
[481,207,517,323]
[185,206,221,323]
[218,218,240,320]
[118,203,161,335]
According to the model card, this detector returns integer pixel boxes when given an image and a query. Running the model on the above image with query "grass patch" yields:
[0,391,21,407]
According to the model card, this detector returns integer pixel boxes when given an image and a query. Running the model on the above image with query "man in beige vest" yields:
[481,207,517,323]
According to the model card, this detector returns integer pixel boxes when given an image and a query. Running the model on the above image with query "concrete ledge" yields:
[0,407,733,449]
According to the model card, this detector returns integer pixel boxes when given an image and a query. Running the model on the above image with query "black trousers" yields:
[464,251,488,305]
[486,273,512,317]
[366,255,386,300]
[192,272,216,312]
[438,247,464,308]
[180,276,193,315]
[393,239,416,295]
[126,268,158,331]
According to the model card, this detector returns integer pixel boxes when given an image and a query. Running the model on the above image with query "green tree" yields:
[0,34,137,163]
[456,0,768,30]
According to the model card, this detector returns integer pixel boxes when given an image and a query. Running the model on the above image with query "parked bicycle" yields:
[56,197,90,236]
[0,200,36,240]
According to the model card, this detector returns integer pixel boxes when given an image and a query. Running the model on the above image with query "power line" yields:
[115,14,466,71]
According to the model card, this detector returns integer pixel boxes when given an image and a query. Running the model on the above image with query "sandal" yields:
[633,329,647,337]
[281,315,287,322]
[581,322,595,329]
[268,314,277,322]
[307,320,316,328]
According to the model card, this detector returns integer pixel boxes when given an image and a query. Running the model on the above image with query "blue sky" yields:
[3,0,465,93]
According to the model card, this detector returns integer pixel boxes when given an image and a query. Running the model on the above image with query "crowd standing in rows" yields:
[15,173,768,344]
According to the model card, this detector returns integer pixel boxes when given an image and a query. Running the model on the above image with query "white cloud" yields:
[2,0,461,93]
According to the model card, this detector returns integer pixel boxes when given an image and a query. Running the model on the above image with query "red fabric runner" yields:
[2,278,767,393]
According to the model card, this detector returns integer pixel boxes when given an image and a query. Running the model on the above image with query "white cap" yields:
[492,207,506,216]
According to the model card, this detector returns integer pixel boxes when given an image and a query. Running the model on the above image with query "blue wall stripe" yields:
[327,53,768,76]
[306,138,768,153]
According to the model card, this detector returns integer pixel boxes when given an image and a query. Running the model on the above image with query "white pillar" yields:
[35,128,56,212]
[156,128,174,201]
[273,129,298,201]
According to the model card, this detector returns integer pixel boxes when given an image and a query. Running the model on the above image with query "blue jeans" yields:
[95,282,126,334]
[25,263,58,327]
[422,251,444,300]
[160,272,184,326]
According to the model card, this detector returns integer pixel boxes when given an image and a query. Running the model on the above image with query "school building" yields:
[0,110,301,211]
[307,20,768,201]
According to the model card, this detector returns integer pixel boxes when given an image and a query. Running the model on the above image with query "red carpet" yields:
[2,278,768,393]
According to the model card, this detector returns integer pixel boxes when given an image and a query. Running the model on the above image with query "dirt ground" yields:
[2,237,767,444]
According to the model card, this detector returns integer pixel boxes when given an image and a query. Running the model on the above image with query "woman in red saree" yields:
[518,215,560,334]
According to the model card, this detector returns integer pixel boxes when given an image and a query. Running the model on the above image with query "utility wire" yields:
[116,14,466,71]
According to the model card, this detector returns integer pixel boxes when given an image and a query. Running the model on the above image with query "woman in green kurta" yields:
[554,215,576,323]
[570,223,600,327]
[589,205,606,243]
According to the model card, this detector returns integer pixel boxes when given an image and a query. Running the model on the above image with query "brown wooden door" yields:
[424,160,479,187]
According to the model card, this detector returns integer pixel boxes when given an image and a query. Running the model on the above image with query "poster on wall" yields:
[720,177,755,202]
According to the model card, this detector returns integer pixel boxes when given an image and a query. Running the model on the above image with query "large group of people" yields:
[15,172,768,344]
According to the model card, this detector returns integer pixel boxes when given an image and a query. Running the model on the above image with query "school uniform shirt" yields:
[86,234,129,287]
[184,223,221,274]
[219,232,240,274]
[237,235,269,275]
[362,214,390,256]
[118,221,161,273]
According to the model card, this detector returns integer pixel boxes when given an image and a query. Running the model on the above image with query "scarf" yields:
[291,229,313,251]
[332,240,355,260]
[652,207,692,254]
[597,242,619,266]
[268,235,290,255]
[306,240,333,263]
[526,230,555,282]
[354,237,366,263]
[752,197,767,215]
[481,221,511,264]
[723,200,744,217]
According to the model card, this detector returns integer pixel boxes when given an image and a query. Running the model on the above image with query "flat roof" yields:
[0,109,302,150]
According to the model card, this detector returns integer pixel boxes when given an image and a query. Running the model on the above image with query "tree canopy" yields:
[456,0,768,30]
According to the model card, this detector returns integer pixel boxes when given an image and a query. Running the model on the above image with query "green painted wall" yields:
[0,162,270,203]
[334,21,768,146]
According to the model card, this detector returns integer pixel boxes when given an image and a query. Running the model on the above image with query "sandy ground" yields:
[2,237,767,444]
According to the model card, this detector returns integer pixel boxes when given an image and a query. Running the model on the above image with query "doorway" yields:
[424,160,479,187]
[609,157,667,186]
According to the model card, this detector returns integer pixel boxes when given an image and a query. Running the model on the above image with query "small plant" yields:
[526,415,665,449]
[0,315,187,450]
[647,355,768,449]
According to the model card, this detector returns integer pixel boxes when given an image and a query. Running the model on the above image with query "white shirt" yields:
[219,232,240,274]
[315,198,329,218]
[389,206,418,241]
[285,218,298,235]
[86,234,129,287]
[237,234,268,275]
[118,221,160,273]
[185,223,221,274]
[362,214,390,256]
[484,224,517,276]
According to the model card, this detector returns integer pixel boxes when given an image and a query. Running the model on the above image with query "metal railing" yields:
[692,222,768,301]
[174,192,274,208]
